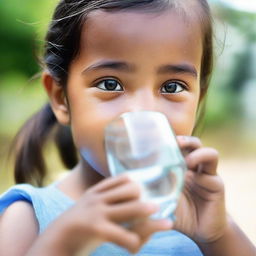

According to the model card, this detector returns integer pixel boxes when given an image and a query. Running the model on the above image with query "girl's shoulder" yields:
[0,200,39,254]
[0,182,74,233]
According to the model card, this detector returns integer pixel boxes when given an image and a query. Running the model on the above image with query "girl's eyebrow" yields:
[82,60,135,74]
[157,64,198,78]
[82,60,198,78]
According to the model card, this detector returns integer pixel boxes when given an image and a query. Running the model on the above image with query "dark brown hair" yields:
[13,0,213,186]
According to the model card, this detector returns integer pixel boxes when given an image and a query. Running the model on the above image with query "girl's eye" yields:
[161,81,186,94]
[96,79,123,91]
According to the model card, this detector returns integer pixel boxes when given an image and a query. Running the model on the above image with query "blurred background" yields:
[0,0,255,244]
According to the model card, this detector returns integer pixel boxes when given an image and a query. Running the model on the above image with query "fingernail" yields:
[180,136,200,143]
[160,219,173,228]
[180,135,189,141]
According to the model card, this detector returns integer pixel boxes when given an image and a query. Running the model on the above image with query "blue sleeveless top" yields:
[0,183,203,256]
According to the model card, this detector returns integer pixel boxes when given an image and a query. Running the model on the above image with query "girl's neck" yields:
[57,160,104,200]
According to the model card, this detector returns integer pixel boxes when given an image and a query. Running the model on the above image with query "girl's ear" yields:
[42,71,70,125]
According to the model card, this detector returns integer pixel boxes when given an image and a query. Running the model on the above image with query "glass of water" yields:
[104,111,186,219]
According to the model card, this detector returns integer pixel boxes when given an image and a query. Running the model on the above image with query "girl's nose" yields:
[125,88,158,112]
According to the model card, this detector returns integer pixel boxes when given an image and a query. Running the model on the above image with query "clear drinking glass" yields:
[104,111,186,219]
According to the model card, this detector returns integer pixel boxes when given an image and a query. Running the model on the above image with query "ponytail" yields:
[12,103,78,186]
[54,125,78,171]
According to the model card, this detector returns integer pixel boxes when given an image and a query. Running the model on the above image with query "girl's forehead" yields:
[77,10,203,70]
[85,9,202,41]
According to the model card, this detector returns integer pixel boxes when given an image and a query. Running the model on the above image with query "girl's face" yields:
[65,10,203,176]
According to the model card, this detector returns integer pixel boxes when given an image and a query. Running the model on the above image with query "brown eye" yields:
[97,79,123,91]
[161,81,185,94]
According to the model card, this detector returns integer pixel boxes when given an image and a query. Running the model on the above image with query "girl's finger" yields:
[185,170,224,195]
[101,180,141,204]
[176,136,203,156]
[185,147,219,175]
[88,174,131,193]
[107,201,159,222]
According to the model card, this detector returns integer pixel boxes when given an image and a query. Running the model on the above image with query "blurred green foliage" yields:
[0,0,58,78]
[0,0,58,190]
[204,3,256,131]
[0,0,59,136]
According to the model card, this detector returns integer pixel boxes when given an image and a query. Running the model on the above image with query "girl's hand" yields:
[28,175,172,255]
[174,136,226,244]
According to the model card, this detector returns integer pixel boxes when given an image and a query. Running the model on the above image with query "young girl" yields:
[0,0,255,255]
